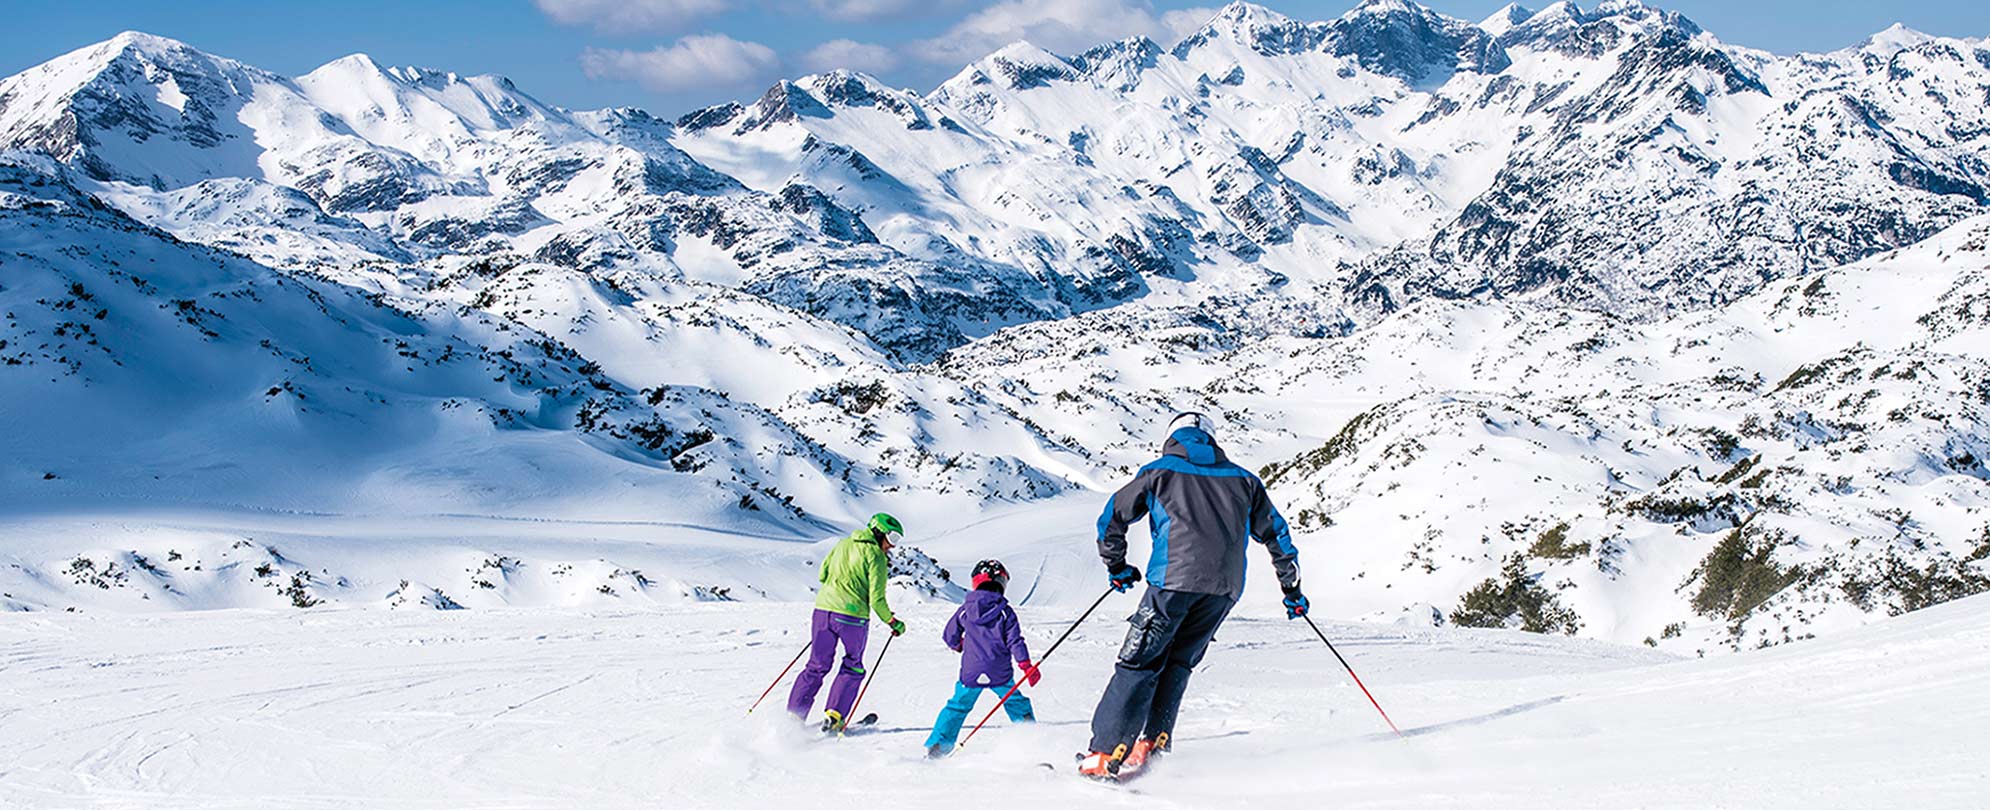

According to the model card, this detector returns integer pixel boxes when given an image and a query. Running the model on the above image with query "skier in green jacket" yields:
[787,513,906,731]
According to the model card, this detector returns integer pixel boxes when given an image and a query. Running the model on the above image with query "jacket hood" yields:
[959,588,1010,627]
[1163,427,1226,466]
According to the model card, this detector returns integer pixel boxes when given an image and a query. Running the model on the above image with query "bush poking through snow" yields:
[1261,404,1390,487]
[283,573,319,608]
[386,580,464,610]
[66,556,129,590]
[1622,492,1738,525]
[886,544,965,602]
[813,380,893,416]
[1838,542,1990,616]
[1450,554,1583,635]
[1688,524,1802,621]
[1528,522,1590,560]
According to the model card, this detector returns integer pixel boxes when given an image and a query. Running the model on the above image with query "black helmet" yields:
[971,559,1010,592]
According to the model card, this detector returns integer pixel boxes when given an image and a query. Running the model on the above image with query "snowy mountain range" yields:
[1,1,1986,654]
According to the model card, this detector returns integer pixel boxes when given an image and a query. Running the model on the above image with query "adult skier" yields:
[787,513,907,732]
[1078,412,1307,780]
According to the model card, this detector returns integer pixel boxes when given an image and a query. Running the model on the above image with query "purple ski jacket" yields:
[944,589,1031,687]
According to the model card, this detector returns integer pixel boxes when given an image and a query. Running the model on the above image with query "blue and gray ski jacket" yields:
[1096,427,1301,599]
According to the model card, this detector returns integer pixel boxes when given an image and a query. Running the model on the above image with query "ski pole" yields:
[960,586,1116,748]
[1302,614,1402,737]
[747,641,811,715]
[841,631,894,736]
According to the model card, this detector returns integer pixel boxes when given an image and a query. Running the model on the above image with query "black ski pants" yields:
[1087,586,1235,754]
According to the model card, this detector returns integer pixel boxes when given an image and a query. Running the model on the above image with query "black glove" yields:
[1282,583,1308,620]
[1109,564,1143,593]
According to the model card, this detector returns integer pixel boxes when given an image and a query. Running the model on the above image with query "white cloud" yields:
[1161,6,1224,40]
[802,39,901,74]
[910,0,1221,65]
[580,34,781,93]
[534,0,729,33]
[805,0,954,22]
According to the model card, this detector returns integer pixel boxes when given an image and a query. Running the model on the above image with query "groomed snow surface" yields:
[2,561,1983,808]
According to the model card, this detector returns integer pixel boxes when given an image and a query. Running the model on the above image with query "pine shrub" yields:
[1689,525,1799,620]
[1450,554,1583,635]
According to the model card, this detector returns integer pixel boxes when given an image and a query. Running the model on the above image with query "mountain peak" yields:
[1346,0,1428,17]
[1492,1,1586,44]
[104,30,200,55]
[0,30,279,188]
[1862,22,1935,55]
[308,54,523,99]
[387,64,473,89]
[986,40,1070,65]
[801,67,872,92]
[1480,3,1536,36]
[313,54,447,85]
[1493,0,1701,54]
[1592,0,1652,14]
[798,69,906,109]
[1072,36,1162,91]
[1177,1,1323,58]
[733,79,832,132]
[1322,0,1508,81]
[1075,35,1162,66]
[969,41,1081,89]
[1533,1,1584,20]
[36,30,235,81]
[318,52,386,76]
[1337,0,1475,31]
[1212,0,1296,26]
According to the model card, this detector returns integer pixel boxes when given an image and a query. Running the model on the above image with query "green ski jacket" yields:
[814,529,895,624]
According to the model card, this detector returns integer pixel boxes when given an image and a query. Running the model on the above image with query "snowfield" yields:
[4,1,1990,803]
[3,0,1988,650]
[2,587,1984,808]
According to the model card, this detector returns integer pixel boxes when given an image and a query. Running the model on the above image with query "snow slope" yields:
[1,2,1987,650]
[933,212,1990,652]
[1,7,1986,799]
[1,589,1983,808]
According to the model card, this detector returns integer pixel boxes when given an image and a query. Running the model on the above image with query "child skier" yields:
[787,513,907,732]
[924,559,1039,758]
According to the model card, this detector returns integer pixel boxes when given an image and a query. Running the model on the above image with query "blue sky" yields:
[4,1,1985,118]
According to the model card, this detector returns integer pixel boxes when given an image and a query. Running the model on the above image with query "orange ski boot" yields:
[1121,731,1169,774]
[1077,744,1127,780]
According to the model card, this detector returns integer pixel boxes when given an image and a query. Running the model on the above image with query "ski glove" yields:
[1108,565,1143,593]
[888,618,906,637]
[1282,590,1309,620]
[1018,659,1042,687]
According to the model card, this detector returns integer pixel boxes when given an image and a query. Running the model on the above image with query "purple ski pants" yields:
[787,609,871,719]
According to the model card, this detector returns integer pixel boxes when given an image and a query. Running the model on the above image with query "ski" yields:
[823,712,880,736]
[1061,751,1156,788]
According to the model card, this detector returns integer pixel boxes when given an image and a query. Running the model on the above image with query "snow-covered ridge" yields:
[926,213,1990,652]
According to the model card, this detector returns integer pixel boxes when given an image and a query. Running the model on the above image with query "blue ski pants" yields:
[924,680,1035,751]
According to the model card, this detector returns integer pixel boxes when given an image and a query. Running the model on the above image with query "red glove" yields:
[1017,659,1042,687]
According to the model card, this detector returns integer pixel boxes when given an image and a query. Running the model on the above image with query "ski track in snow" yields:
[1,594,1985,808]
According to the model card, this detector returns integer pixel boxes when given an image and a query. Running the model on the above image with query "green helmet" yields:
[868,513,904,544]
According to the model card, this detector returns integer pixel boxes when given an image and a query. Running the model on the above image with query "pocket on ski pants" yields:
[1117,602,1176,668]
